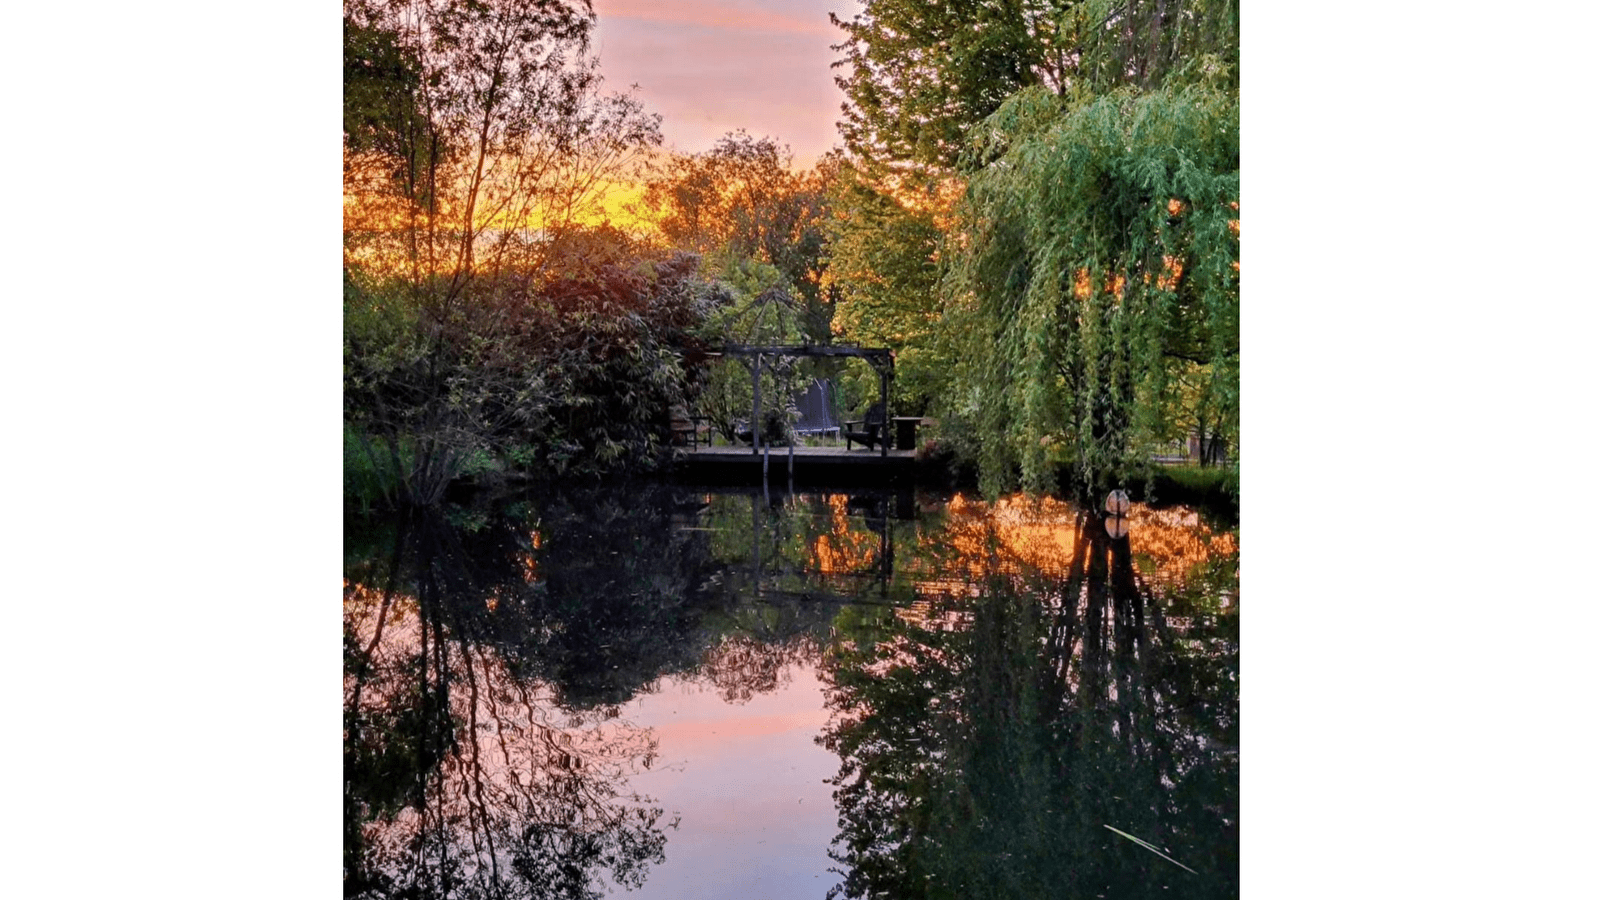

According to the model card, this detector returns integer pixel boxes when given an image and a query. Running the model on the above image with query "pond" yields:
[344,482,1239,899]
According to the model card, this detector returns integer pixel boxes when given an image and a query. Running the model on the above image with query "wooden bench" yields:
[844,403,887,451]
[672,414,713,448]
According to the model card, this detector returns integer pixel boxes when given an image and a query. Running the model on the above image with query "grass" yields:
[1103,825,1199,874]
[1143,463,1237,524]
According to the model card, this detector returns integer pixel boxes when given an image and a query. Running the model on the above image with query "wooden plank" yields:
[685,445,914,459]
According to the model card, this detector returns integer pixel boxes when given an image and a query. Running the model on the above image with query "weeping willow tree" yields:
[946,75,1238,498]
[824,0,1239,494]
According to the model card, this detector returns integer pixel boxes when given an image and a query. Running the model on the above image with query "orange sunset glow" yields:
[904,494,1236,589]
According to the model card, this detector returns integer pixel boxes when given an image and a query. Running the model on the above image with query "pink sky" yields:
[592,0,863,168]
[617,665,841,899]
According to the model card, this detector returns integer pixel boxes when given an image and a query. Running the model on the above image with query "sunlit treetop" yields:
[831,0,1239,173]
[343,0,661,290]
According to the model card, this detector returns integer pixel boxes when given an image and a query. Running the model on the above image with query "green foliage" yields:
[946,82,1238,496]
[825,0,1239,450]
[344,241,717,505]
[832,0,1058,171]
[343,9,440,207]
[1145,463,1237,523]
[343,0,674,507]
[1071,0,1241,97]
[832,0,1240,173]
[642,133,836,341]
[343,266,485,506]
[823,162,953,414]
[530,249,717,474]
[344,424,411,512]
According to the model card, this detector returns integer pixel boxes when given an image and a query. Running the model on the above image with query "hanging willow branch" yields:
[945,80,1238,497]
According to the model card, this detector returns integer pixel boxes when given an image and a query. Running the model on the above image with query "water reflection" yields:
[344,513,670,900]
[343,486,854,897]
[819,508,1238,900]
[343,486,1238,898]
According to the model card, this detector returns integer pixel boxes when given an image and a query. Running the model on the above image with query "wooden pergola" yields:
[706,344,895,458]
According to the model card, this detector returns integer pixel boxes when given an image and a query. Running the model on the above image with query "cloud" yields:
[594,0,838,37]
[592,8,848,165]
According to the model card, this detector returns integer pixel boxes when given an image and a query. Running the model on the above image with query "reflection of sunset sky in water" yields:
[347,578,837,898]
[348,570,837,898]
[344,487,1236,897]
[344,582,663,792]
[344,580,669,897]
[618,664,838,899]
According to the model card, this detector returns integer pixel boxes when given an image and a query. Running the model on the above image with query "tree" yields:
[822,161,957,414]
[344,0,661,283]
[342,0,670,504]
[641,133,835,342]
[832,0,1063,172]
[827,0,1240,494]
[345,238,720,502]
[947,81,1238,496]
[344,9,437,205]
[523,245,718,475]
[831,0,1240,173]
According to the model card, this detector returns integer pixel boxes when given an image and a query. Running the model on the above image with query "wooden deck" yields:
[687,444,914,460]
[675,443,917,484]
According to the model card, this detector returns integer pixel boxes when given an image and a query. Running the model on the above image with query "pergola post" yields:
[751,353,762,456]
[878,369,889,458]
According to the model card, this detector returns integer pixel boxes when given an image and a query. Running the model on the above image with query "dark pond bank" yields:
[344,483,1238,899]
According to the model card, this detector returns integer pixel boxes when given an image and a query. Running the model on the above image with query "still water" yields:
[344,484,1238,899]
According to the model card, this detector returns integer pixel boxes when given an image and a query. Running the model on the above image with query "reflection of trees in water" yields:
[705,490,1238,611]
[343,486,853,897]
[695,633,822,704]
[523,487,844,707]
[344,513,669,899]
[820,511,1238,900]
[343,486,1237,898]
[702,491,900,602]
[901,495,1236,598]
